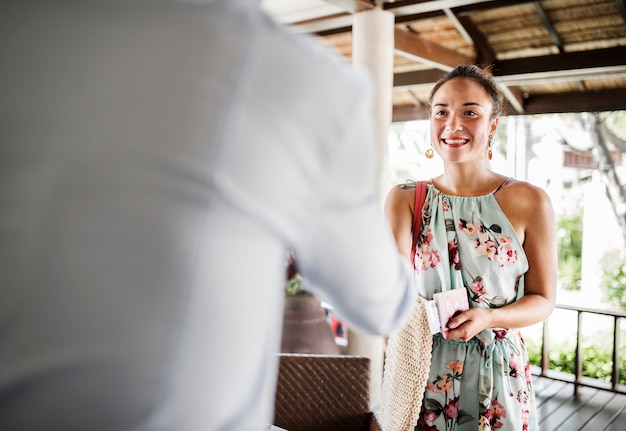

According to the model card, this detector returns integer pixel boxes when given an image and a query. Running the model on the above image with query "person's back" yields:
[0,1,416,429]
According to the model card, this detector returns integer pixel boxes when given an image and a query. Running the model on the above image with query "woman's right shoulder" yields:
[385,181,417,212]
[387,181,416,196]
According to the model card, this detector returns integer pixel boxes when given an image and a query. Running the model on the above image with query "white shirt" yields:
[0,0,415,429]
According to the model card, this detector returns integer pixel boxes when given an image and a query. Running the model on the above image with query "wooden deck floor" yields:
[534,376,626,430]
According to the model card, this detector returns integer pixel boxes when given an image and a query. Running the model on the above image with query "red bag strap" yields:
[410,181,427,269]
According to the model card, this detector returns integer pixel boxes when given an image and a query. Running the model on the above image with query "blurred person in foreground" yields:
[0,0,416,430]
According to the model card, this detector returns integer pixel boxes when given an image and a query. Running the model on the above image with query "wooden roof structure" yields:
[263,0,626,122]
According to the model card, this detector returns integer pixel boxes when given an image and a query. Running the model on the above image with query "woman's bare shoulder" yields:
[497,178,554,217]
[387,180,419,196]
[385,181,419,212]
[499,178,550,200]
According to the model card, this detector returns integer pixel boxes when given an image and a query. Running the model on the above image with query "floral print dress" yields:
[414,179,537,431]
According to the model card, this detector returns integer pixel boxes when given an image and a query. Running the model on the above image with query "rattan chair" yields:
[273,354,382,431]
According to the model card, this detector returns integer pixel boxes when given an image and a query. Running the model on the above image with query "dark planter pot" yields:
[281,293,339,355]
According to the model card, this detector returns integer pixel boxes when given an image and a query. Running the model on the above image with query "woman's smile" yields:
[442,137,470,146]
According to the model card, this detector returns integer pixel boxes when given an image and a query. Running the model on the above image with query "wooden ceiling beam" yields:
[523,89,626,115]
[455,14,495,65]
[443,8,474,45]
[492,46,626,83]
[393,10,445,25]
[290,13,353,34]
[394,69,446,88]
[392,104,431,122]
[296,0,564,35]
[393,46,626,88]
[274,0,626,117]
[394,27,475,71]
[442,0,537,14]
[392,89,626,121]
[500,86,525,114]
[533,1,563,53]
[616,0,626,29]
[386,0,507,15]
[322,0,376,13]
[386,0,533,16]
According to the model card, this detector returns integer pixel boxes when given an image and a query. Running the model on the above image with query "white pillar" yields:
[508,115,529,182]
[349,6,395,409]
[353,8,395,195]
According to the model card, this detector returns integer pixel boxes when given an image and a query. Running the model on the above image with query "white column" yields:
[507,115,529,181]
[353,7,395,195]
[349,6,395,409]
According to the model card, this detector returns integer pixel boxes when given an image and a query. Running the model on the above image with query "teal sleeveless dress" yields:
[414,179,538,431]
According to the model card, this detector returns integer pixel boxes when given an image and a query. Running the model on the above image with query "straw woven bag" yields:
[380,181,433,431]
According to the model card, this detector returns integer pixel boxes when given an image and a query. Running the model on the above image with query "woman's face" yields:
[430,77,498,164]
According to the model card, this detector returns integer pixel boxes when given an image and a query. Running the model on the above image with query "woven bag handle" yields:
[410,181,427,269]
[380,181,433,430]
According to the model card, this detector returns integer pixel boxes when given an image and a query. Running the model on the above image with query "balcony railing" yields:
[535,303,626,396]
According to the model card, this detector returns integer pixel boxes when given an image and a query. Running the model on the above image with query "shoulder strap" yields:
[410,181,427,269]
[492,176,511,194]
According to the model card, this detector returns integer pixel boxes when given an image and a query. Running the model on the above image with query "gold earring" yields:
[487,137,493,160]
[425,148,434,159]
[487,148,493,160]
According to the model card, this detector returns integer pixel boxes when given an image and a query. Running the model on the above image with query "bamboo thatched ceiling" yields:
[263,0,626,122]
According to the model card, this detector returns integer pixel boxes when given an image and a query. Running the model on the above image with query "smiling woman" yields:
[383,65,558,430]
[427,66,501,167]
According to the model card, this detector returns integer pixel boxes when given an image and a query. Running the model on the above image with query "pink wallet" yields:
[424,289,470,334]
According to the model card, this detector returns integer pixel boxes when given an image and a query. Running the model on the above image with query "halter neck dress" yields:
[413,178,538,431]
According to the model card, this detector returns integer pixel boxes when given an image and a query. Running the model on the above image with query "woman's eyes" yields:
[433,110,479,117]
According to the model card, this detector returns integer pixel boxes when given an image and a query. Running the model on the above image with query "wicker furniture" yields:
[273,354,382,431]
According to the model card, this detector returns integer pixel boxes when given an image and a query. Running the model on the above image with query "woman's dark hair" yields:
[428,64,504,118]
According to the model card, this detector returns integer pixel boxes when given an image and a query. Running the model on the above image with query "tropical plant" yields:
[525,329,626,385]
[557,214,583,290]
[600,251,626,310]
[285,251,308,295]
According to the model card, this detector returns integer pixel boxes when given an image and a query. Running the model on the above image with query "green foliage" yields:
[601,252,626,310]
[284,273,308,295]
[557,214,583,290]
[525,329,626,385]
[603,111,626,142]
[559,256,582,291]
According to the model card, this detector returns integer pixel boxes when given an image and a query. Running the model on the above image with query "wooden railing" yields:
[535,303,626,396]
